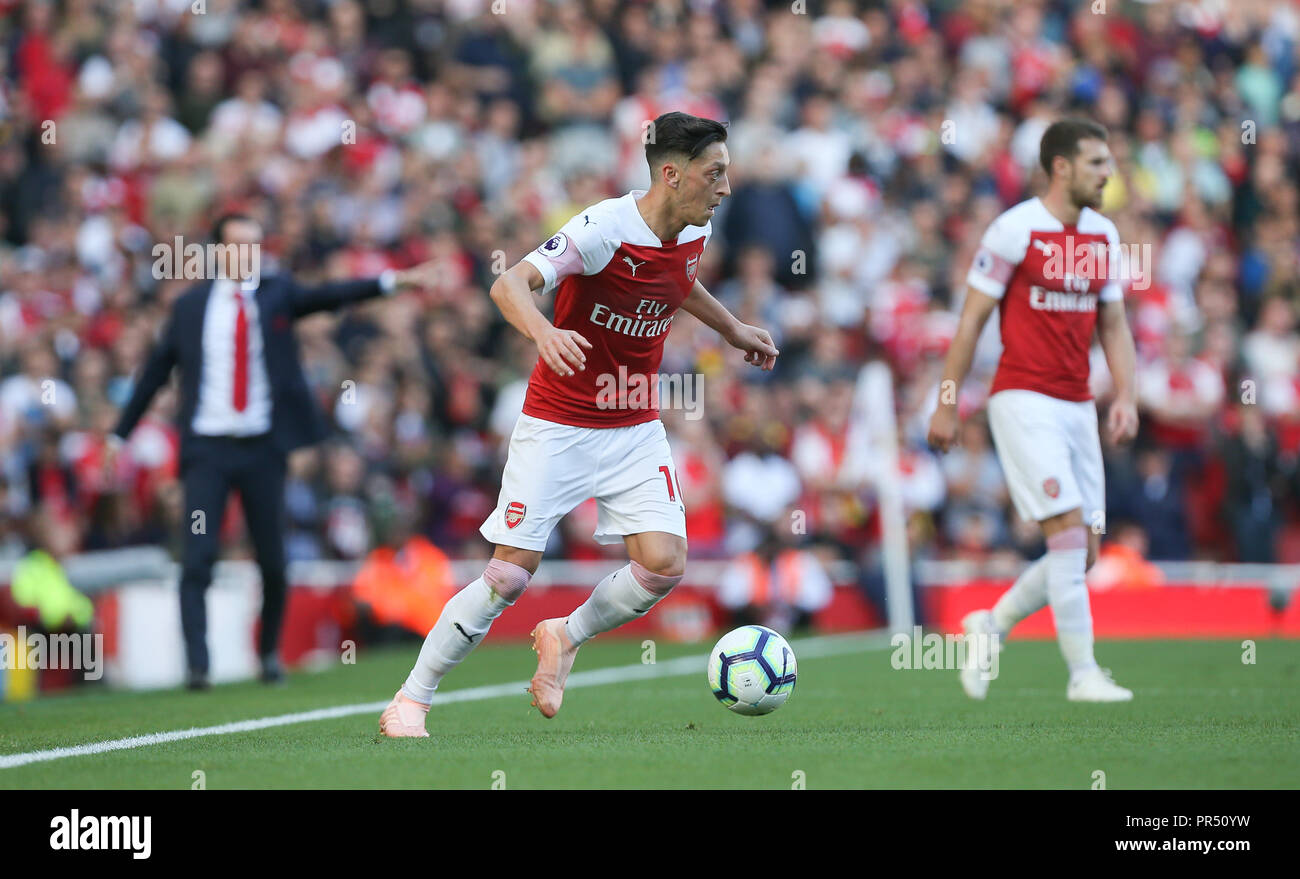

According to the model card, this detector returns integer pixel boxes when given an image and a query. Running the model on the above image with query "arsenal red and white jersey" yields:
[520,190,710,428]
[967,197,1123,402]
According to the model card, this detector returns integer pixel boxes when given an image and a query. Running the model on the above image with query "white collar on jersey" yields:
[1031,196,1098,231]
[618,189,710,248]
[626,189,672,247]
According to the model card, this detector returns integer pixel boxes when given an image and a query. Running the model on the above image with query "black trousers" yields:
[179,433,288,675]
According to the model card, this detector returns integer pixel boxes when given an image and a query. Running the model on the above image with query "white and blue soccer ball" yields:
[707,625,797,716]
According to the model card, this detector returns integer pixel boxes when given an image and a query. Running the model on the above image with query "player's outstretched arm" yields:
[489,261,591,377]
[288,261,440,316]
[680,280,779,370]
[1097,299,1139,445]
[927,286,999,452]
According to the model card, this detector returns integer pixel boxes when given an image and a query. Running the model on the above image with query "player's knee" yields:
[483,557,532,603]
[628,535,687,581]
[492,545,542,575]
[1041,508,1084,533]
[1045,524,1087,552]
[630,558,684,596]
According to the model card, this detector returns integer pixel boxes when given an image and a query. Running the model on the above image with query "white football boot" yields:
[959,610,1003,700]
[1067,667,1133,702]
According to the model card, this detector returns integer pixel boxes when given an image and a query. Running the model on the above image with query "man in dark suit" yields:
[107,213,432,689]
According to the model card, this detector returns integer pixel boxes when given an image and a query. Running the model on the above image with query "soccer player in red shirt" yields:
[928,118,1140,702]
[381,112,780,735]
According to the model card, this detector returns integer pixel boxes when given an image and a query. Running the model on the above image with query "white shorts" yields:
[986,389,1105,528]
[479,413,687,552]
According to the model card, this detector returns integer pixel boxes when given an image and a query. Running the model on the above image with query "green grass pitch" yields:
[1,635,1297,789]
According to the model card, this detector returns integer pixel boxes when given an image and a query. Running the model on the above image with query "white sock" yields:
[564,562,681,646]
[990,557,1049,637]
[401,560,530,703]
[1044,527,1098,676]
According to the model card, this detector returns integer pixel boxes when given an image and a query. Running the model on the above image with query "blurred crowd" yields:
[2,0,1299,580]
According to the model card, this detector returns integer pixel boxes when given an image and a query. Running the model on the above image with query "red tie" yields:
[233,287,248,412]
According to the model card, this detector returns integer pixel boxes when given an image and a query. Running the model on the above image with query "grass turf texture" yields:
[1,636,1296,789]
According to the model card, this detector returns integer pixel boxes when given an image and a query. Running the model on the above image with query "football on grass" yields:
[707,625,797,716]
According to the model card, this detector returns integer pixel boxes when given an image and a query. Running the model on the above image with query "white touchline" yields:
[0,632,889,770]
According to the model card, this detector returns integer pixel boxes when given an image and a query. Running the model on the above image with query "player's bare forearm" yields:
[1097,300,1136,403]
[682,280,779,370]
[489,262,552,342]
[681,280,742,341]
[490,260,591,376]
[939,287,999,408]
[928,287,998,451]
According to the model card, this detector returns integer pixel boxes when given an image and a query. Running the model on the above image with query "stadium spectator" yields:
[717,526,833,634]
[0,0,1296,597]
[1220,403,1288,563]
[1109,442,1192,561]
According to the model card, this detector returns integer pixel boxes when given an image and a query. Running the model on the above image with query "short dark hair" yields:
[1039,118,1108,176]
[645,111,727,171]
[210,212,258,244]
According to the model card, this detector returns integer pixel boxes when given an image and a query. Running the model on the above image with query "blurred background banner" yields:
[2,551,1297,690]
[0,0,1298,689]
